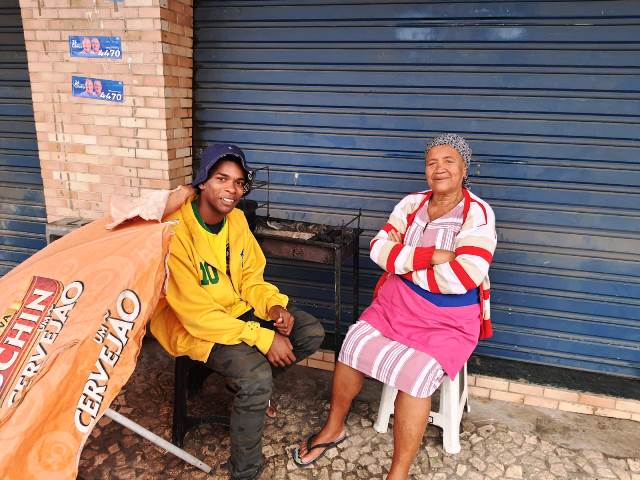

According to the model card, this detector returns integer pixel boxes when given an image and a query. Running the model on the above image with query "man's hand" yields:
[162,185,195,219]
[431,249,455,265]
[268,305,294,336]
[388,230,402,243]
[266,333,296,367]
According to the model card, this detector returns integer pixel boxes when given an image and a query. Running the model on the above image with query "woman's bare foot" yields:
[386,469,410,480]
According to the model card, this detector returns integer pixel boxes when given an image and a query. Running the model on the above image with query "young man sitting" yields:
[151,143,325,480]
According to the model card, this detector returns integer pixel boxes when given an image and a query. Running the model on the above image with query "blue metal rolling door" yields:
[0,3,46,276]
[193,1,640,377]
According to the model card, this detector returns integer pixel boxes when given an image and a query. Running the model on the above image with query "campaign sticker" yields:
[69,36,122,59]
[72,76,124,103]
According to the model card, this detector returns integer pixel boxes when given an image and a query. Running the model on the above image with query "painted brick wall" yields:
[19,0,193,221]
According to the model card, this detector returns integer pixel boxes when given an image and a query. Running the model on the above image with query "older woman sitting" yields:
[293,133,497,479]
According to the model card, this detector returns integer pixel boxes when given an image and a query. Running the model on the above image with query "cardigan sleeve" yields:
[402,201,497,294]
[369,194,435,274]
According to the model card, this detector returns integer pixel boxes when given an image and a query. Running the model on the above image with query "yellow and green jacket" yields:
[150,197,288,361]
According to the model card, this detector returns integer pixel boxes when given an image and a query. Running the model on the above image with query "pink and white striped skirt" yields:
[338,320,445,398]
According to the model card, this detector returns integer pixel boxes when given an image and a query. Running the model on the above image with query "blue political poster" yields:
[69,36,122,59]
[72,76,124,103]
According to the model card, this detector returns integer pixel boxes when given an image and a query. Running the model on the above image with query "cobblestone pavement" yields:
[79,339,640,479]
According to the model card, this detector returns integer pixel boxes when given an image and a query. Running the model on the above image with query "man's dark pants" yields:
[205,305,324,480]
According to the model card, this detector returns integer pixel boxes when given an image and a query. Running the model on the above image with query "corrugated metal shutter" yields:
[193,1,640,377]
[0,2,46,276]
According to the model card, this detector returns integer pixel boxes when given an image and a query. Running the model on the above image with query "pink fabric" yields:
[361,274,480,377]
[338,321,445,398]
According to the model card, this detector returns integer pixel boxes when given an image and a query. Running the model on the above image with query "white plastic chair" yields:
[373,361,470,454]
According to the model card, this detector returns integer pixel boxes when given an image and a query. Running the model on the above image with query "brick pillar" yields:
[19,0,193,221]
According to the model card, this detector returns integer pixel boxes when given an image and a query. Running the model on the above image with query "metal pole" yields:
[334,245,342,355]
[354,211,362,327]
[104,408,213,474]
[352,229,360,326]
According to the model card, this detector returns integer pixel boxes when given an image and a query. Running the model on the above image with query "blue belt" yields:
[400,277,479,307]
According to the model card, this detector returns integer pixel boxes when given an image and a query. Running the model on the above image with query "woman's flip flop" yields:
[292,432,347,467]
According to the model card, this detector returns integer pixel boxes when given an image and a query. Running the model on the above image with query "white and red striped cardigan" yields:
[370,188,497,340]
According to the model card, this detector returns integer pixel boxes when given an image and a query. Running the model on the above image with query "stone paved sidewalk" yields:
[78,339,640,479]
